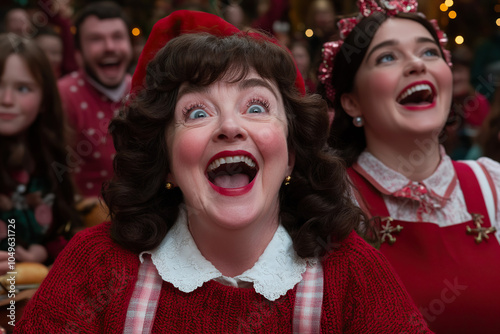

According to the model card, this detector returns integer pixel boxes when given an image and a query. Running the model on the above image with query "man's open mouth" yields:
[98,57,123,72]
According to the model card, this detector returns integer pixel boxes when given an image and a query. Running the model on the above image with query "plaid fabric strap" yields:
[293,261,324,334]
[123,254,163,334]
[124,256,323,333]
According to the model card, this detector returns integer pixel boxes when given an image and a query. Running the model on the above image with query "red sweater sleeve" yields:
[322,231,433,333]
[14,222,138,333]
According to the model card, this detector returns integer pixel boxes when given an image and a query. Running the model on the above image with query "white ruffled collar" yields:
[139,209,309,301]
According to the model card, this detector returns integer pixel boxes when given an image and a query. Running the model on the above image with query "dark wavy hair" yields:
[322,12,450,166]
[0,34,81,244]
[104,32,363,257]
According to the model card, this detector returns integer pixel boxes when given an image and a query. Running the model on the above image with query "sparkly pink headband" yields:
[318,0,451,104]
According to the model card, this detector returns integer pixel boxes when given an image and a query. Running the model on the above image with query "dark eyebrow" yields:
[365,36,439,62]
[238,78,278,100]
[416,36,439,46]
[177,84,210,101]
[177,78,279,101]
[16,80,37,85]
[366,40,397,61]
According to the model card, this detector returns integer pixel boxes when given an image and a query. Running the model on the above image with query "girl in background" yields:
[0,34,81,273]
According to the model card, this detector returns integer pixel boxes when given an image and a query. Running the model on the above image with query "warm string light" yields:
[132,27,141,36]
[497,4,500,27]
[439,2,461,44]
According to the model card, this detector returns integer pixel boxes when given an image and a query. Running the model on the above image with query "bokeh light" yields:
[455,35,464,45]
[132,28,141,36]
[305,29,314,38]
[448,11,457,19]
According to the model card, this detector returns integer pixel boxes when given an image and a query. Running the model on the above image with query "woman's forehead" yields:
[178,69,278,94]
[371,17,434,45]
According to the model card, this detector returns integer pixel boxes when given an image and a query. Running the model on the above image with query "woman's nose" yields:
[404,57,427,76]
[213,113,248,142]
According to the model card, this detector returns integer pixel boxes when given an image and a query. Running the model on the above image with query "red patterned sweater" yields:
[15,222,432,333]
[57,71,131,197]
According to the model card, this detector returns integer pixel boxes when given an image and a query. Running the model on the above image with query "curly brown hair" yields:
[0,34,81,246]
[104,32,363,257]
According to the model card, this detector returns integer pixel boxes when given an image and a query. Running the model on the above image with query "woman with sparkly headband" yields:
[319,1,500,333]
[15,9,432,333]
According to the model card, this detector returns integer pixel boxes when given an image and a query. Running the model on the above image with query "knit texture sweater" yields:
[57,71,130,197]
[15,222,432,333]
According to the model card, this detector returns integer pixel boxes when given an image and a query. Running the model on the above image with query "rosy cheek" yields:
[171,131,208,167]
[253,125,288,157]
[24,100,41,115]
[21,97,42,125]
[439,66,453,91]
[367,74,394,97]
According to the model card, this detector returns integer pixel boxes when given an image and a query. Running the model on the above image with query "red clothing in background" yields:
[458,91,490,127]
[39,0,78,76]
[58,70,131,197]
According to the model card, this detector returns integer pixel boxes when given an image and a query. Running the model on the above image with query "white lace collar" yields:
[139,209,309,301]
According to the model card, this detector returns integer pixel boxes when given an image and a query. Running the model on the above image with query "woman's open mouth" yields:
[206,151,259,196]
[396,82,436,110]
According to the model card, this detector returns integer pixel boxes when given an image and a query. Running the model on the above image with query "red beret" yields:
[131,10,306,96]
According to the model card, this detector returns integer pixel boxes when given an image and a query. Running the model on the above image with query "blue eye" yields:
[423,48,439,57]
[189,109,208,119]
[17,85,31,93]
[377,54,395,64]
[247,104,266,114]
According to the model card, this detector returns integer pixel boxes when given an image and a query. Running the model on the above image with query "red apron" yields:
[348,161,500,334]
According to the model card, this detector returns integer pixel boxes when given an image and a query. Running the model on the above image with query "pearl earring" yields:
[353,116,364,127]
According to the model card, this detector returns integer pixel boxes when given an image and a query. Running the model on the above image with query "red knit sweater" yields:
[57,71,131,197]
[15,222,432,333]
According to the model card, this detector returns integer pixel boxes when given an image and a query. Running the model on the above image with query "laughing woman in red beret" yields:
[15,10,432,333]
